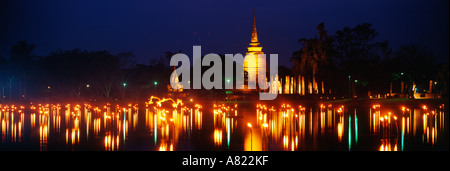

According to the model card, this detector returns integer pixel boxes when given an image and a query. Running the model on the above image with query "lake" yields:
[0,99,448,151]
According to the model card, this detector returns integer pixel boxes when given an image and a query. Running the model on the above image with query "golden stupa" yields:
[244,11,266,91]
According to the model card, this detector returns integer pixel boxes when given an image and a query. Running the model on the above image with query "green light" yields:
[154,81,158,86]
[401,128,404,151]
[123,83,127,87]
[355,113,358,144]
[354,80,358,83]
[349,115,352,151]
[154,114,157,144]
[400,72,404,75]
[227,118,231,148]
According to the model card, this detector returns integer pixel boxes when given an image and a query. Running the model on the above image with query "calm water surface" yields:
[0,100,448,151]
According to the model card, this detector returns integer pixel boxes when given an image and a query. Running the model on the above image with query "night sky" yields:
[1,0,448,67]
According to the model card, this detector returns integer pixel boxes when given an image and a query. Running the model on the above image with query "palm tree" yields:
[291,23,332,92]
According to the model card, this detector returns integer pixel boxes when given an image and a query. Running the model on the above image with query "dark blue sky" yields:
[1,0,448,67]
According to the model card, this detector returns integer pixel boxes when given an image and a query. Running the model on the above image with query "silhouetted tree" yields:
[291,23,335,94]
[8,40,36,100]
[0,55,7,102]
[333,23,391,97]
[117,52,137,100]
[388,44,438,96]
[292,23,332,78]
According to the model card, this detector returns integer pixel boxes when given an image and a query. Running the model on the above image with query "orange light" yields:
[247,123,252,128]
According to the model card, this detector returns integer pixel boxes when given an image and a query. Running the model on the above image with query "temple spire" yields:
[250,10,259,46]
[244,9,265,92]
[247,10,263,54]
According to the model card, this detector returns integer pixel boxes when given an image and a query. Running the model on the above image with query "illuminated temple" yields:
[243,11,267,91]
[243,12,322,95]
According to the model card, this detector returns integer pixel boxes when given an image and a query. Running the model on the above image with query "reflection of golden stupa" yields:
[244,11,266,90]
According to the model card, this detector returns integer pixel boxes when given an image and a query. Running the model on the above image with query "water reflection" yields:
[213,104,237,149]
[250,102,446,151]
[145,98,203,151]
[0,101,447,151]
[254,104,301,151]
[369,104,446,151]
[1,105,25,144]
[253,104,349,151]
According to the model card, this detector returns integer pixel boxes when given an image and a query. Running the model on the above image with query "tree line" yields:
[0,43,172,102]
[289,22,448,98]
[0,22,448,102]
